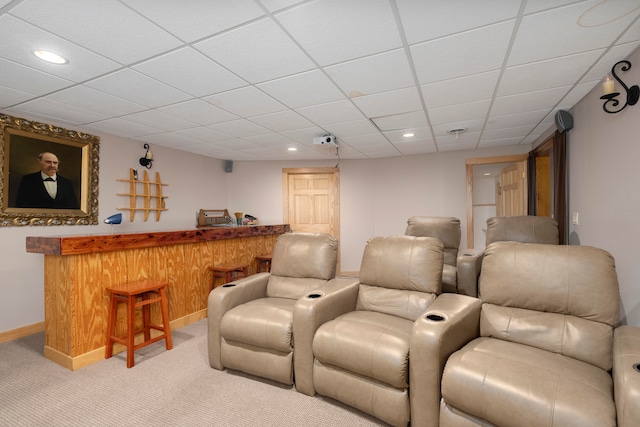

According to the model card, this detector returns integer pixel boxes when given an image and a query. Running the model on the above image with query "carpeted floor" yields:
[0,319,387,426]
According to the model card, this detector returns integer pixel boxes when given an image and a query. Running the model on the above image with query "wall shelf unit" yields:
[117,168,168,222]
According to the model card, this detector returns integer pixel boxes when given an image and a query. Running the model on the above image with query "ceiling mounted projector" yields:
[313,135,337,146]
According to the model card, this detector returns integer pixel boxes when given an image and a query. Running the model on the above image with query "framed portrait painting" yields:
[0,113,99,226]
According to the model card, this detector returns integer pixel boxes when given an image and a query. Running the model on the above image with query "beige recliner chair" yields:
[299,235,481,427]
[440,242,640,427]
[485,215,559,245]
[207,232,339,385]
[405,216,480,297]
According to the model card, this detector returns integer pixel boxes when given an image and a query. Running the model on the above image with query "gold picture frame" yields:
[0,113,100,226]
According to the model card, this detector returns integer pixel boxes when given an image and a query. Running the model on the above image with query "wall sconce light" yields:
[600,60,639,114]
[139,143,153,169]
[104,213,122,234]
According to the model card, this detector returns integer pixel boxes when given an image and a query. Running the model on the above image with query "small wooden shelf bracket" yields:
[117,168,168,222]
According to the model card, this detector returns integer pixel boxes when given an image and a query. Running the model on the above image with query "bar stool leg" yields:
[105,293,117,359]
[127,294,136,368]
[142,292,151,343]
[160,287,173,350]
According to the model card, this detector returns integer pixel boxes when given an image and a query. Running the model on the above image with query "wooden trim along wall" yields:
[0,321,45,344]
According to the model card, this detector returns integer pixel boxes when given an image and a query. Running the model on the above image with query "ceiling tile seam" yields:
[476,2,528,149]
[389,0,436,153]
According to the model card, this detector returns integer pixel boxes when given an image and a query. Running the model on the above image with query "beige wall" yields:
[564,48,640,326]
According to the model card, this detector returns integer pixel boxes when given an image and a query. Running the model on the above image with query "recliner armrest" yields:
[456,249,483,297]
[207,272,270,369]
[409,293,482,427]
[614,325,640,427]
[292,277,360,396]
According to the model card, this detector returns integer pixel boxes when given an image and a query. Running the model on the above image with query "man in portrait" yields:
[15,152,79,209]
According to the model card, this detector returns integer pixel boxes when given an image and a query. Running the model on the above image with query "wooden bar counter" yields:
[26,224,290,370]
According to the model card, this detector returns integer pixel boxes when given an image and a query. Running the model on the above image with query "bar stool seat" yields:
[209,263,249,290]
[255,254,273,273]
[105,279,172,368]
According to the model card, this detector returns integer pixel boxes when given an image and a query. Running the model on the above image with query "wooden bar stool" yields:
[209,263,249,290]
[105,279,172,368]
[255,254,273,273]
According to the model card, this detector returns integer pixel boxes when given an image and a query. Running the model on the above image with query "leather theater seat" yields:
[207,232,340,385]
[298,235,481,427]
[439,242,640,427]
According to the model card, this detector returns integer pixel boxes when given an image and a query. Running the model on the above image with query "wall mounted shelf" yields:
[117,168,168,222]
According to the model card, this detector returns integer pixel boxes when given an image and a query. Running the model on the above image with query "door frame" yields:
[282,167,341,270]
[466,154,528,249]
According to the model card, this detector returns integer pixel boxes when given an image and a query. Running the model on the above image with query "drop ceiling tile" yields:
[249,110,315,132]
[280,126,328,143]
[339,133,390,147]
[437,142,479,152]
[432,119,485,137]
[323,119,379,138]
[428,99,491,126]
[436,131,481,145]
[486,110,548,130]
[411,21,514,84]
[618,17,640,44]
[393,139,437,155]
[491,86,570,116]
[48,85,147,116]
[384,127,433,143]
[296,100,365,125]
[582,42,640,82]
[353,87,423,118]
[173,126,232,143]
[0,86,36,108]
[195,18,315,84]
[478,137,526,147]
[10,98,108,124]
[324,49,414,97]
[203,86,286,117]
[10,0,182,64]
[508,1,639,66]
[85,118,158,138]
[85,69,192,108]
[371,110,429,130]
[558,80,599,106]
[124,0,265,43]
[275,0,402,66]
[244,133,296,147]
[256,70,344,108]
[137,132,202,148]
[0,15,119,82]
[397,0,520,44]
[0,58,73,95]
[421,70,500,109]
[258,0,306,13]
[0,0,12,7]
[158,100,238,126]
[208,119,271,138]
[134,48,247,97]
[482,125,535,141]
[120,110,196,132]
[524,0,585,14]
[499,50,604,96]
[212,139,261,151]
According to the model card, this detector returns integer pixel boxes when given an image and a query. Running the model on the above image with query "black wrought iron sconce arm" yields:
[139,143,153,169]
[600,60,640,114]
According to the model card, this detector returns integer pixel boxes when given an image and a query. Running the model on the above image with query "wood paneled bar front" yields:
[26,224,290,370]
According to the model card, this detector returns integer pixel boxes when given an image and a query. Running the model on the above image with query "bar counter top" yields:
[26,224,291,256]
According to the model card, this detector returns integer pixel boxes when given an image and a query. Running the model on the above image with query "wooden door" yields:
[496,162,526,216]
[282,167,340,269]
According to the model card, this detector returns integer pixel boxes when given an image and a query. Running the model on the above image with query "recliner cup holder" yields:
[222,284,236,288]
[307,293,322,299]
[634,363,640,373]
[426,313,446,322]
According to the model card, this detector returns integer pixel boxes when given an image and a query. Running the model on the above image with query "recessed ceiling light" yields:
[402,132,415,138]
[33,50,68,64]
[288,147,297,151]
[484,173,491,176]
